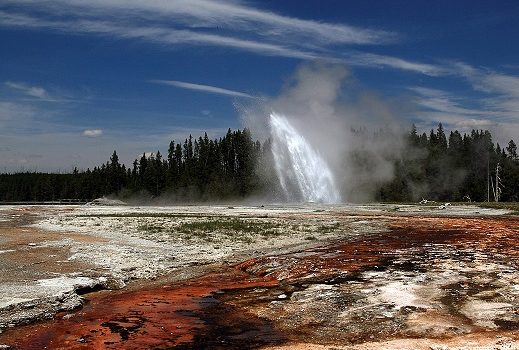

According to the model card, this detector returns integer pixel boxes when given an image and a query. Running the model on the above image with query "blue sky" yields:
[1,0,519,171]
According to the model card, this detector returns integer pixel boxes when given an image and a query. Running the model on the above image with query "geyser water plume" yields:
[269,112,341,203]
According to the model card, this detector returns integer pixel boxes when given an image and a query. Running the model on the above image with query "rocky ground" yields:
[0,203,517,349]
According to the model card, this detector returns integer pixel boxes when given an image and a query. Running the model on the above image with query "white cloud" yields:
[0,101,40,130]
[150,80,254,98]
[0,0,396,46]
[454,118,497,128]
[450,62,519,125]
[1,3,471,76]
[349,53,447,76]
[5,81,49,99]
[0,11,318,60]
[408,75,519,144]
[2,1,463,75]
[0,101,31,120]
[409,86,496,117]
[3,80,77,103]
[82,129,103,137]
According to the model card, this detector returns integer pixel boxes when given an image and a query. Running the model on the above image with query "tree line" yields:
[0,124,518,202]
[378,124,519,202]
[0,129,263,202]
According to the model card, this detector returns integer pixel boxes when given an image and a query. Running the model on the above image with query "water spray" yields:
[269,112,341,203]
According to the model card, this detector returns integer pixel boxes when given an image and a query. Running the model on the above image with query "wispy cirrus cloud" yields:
[3,1,473,77]
[150,80,254,98]
[0,0,463,76]
[409,85,497,128]
[0,101,36,126]
[3,80,79,103]
[0,10,318,60]
[0,0,397,46]
[348,53,447,76]
[5,81,49,99]
[449,62,519,124]
[410,86,493,117]
[408,66,519,142]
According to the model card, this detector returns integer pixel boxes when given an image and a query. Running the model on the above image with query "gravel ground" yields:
[0,203,382,330]
[0,203,513,341]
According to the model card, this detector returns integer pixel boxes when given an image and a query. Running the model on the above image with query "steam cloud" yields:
[242,62,408,202]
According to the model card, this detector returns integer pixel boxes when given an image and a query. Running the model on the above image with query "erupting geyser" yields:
[269,112,341,203]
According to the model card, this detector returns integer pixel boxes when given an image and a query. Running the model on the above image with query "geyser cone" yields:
[269,112,341,203]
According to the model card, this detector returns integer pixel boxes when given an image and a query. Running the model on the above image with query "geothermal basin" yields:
[0,203,518,349]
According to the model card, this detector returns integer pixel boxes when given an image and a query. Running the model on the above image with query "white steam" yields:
[242,62,407,202]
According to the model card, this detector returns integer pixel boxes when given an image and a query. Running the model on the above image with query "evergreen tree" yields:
[507,140,517,160]
[1,126,517,203]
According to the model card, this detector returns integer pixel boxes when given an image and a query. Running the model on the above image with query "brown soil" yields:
[0,208,104,286]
